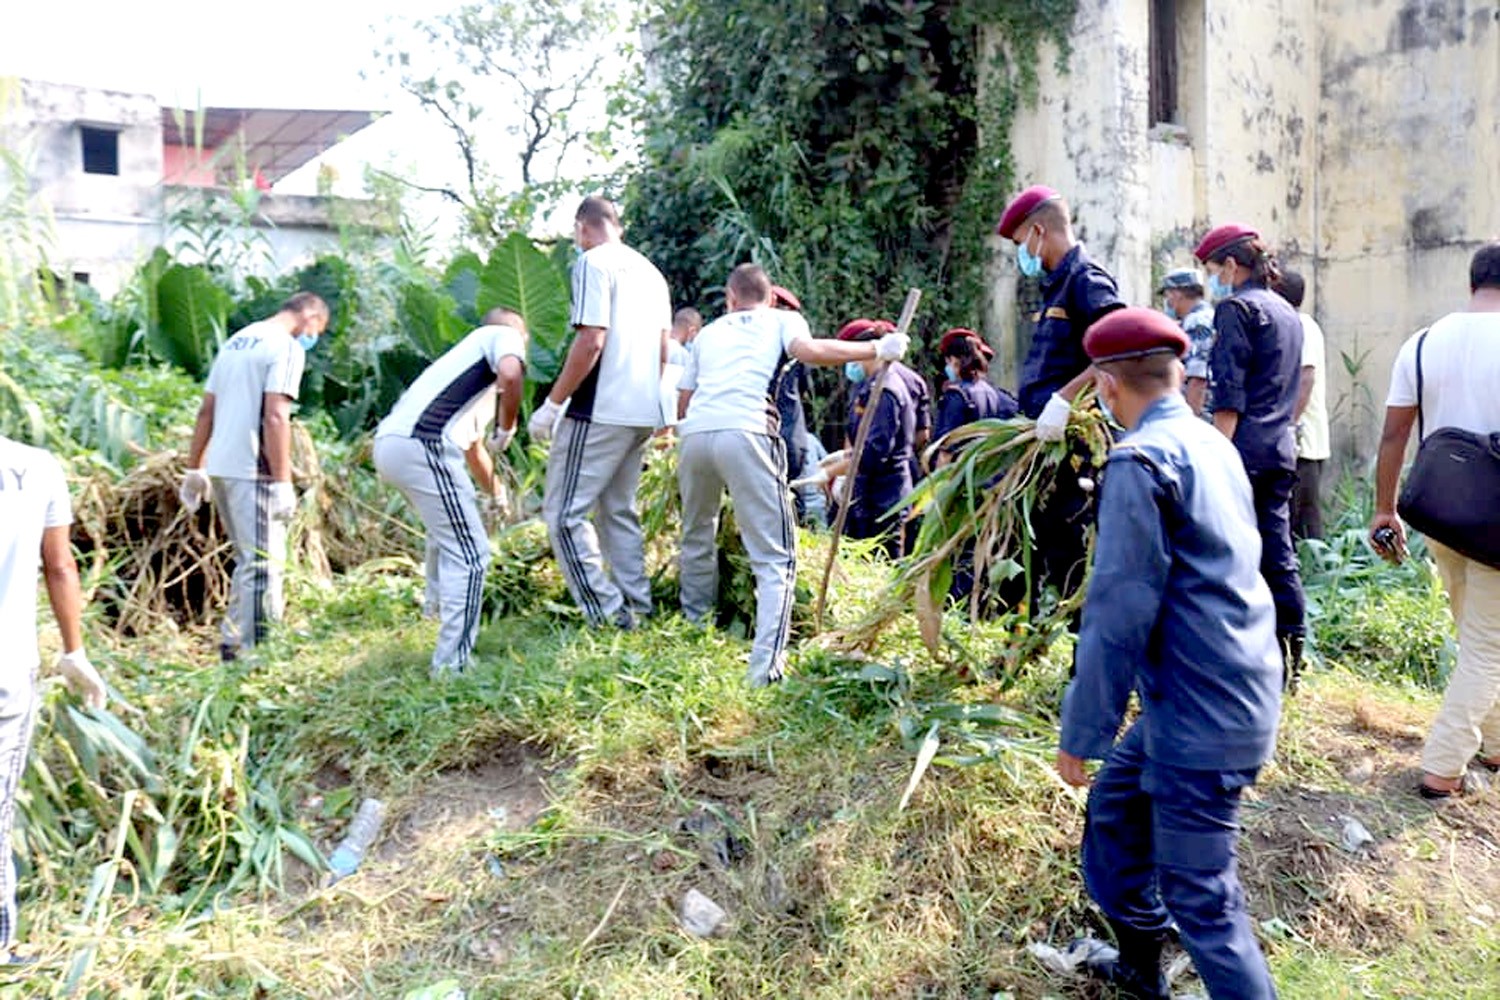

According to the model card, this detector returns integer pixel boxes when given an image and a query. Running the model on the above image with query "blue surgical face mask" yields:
[944,362,959,382]
[844,360,867,384]
[1016,230,1045,279]
[297,333,320,351]
[1207,273,1232,300]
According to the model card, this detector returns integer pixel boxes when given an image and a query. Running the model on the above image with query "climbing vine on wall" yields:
[626,0,1078,390]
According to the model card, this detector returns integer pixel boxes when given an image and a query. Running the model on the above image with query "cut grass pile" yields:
[12,528,1500,999]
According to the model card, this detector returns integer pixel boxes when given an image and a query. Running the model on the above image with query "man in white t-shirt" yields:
[659,308,702,433]
[1275,271,1331,539]
[0,435,106,960]
[676,263,909,686]
[1371,242,1500,799]
[180,292,329,660]
[374,308,528,676]
[530,196,672,629]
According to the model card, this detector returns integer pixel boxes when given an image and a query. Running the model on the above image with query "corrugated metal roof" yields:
[161,107,378,182]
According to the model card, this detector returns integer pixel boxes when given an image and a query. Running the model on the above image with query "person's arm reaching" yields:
[1294,365,1315,422]
[261,393,294,482]
[42,523,105,710]
[1370,405,1417,562]
[187,393,216,469]
[466,439,500,496]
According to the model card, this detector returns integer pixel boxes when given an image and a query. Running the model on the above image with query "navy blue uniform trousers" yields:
[1082,725,1277,999]
[1246,467,1305,638]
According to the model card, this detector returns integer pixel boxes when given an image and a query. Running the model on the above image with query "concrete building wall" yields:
[8,79,165,294]
[984,0,1499,465]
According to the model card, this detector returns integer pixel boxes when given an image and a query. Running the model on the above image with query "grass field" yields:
[10,525,1500,1000]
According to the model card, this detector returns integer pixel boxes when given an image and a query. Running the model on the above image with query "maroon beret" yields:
[995,184,1061,240]
[1193,223,1259,263]
[770,285,802,311]
[836,318,895,342]
[937,327,994,359]
[1083,307,1191,363]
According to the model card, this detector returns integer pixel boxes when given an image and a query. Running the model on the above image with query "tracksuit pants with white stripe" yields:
[678,429,796,686]
[542,417,654,628]
[0,690,37,949]
[212,476,287,653]
[374,435,491,671]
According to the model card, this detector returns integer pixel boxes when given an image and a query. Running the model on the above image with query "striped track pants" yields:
[374,435,490,671]
[0,691,37,948]
[212,477,286,652]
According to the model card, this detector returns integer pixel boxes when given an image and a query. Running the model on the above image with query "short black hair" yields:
[281,291,329,320]
[575,195,621,229]
[481,307,526,331]
[1276,270,1307,309]
[726,263,773,306]
[673,307,703,330]
[1471,243,1500,291]
[1097,352,1182,394]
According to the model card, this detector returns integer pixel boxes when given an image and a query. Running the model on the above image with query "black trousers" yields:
[1291,458,1324,541]
[1248,466,1306,637]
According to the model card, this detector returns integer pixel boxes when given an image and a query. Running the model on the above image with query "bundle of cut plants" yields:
[827,393,1112,674]
[71,423,333,636]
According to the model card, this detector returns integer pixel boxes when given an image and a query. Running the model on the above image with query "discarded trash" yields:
[679,888,727,938]
[1338,815,1375,853]
[327,798,387,883]
[1025,936,1118,975]
[486,855,506,879]
[400,980,465,1000]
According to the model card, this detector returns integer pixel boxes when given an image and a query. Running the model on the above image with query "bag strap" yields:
[1416,328,1429,441]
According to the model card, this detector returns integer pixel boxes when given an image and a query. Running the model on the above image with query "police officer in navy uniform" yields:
[1058,307,1282,1000]
[932,327,1018,464]
[995,186,1124,600]
[1193,223,1307,688]
[769,285,812,499]
[832,318,922,557]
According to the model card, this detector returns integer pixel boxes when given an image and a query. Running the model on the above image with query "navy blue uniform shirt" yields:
[1061,394,1283,771]
[889,363,931,484]
[1208,283,1303,472]
[847,363,918,522]
[935,378,1019,443]
[1018,244,1125,418]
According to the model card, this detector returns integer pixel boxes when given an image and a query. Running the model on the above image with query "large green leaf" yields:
[150,263,232,378]
[443,250,486,325]
[398,281,466,359]
[480,233,572,382]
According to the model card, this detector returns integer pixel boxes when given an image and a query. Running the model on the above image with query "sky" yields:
[1,0,638,241]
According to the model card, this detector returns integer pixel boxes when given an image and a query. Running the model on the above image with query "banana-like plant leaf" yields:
[481,233,572,382]
[0,368,47,444]
[398,281,466,359]
[150,263,232,378]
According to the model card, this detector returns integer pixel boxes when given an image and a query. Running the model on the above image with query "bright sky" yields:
[1,0,637,242]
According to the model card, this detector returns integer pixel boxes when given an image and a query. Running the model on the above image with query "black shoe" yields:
[219,644,239,663]
[1280,634,1305,693]
[1091,919,1170,1000]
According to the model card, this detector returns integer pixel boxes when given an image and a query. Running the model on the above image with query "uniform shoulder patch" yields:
[1043,306,1069,321]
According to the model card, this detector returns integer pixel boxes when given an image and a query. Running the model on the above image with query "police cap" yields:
[937,327,994,359]
[836,318,895,342]
[995,185,1061,241]
[1193,223,1259,263]
[1084,307,1191,364]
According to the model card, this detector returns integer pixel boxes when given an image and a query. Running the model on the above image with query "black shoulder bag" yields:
[1396,329,1500,569]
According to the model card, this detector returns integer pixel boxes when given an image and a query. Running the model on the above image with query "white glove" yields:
[484,486,512,524]
[875,332,910,362]
[488,424,516,452]
[269,481,296,522]
[830,475,848,505]
[528,399,564,443]
[789,467,831,490]
[55,649,106,712]
[178,469,211,513]
[1034,393,1072,443]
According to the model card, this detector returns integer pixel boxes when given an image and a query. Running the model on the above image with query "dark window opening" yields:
[1149,0,1179,125]
[80,126,120,175]
[72,272,91,286]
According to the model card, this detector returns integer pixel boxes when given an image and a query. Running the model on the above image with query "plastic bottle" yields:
[326,797,386,882]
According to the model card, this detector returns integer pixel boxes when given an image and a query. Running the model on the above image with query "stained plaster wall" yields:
[986,0,1492,464]
[8,79,165,293]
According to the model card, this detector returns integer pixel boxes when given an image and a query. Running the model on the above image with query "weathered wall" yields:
[1315,0,1500,461]
[984,0,1494,465]
[9,79,164,293]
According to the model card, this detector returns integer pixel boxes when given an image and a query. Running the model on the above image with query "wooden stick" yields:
[814,288,923,631]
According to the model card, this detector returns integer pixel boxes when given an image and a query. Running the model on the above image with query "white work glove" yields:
[1034,393,1072,443]
[484,485,513,524]
[269,481,296,522]
[874,332,910,362]
[55,649,106,712]
[830,475,848,505]
[528,399,564,444]
[178,469,211,513]
[488,424,516,452]
[789,467,831,490]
